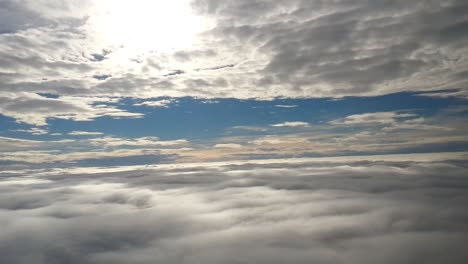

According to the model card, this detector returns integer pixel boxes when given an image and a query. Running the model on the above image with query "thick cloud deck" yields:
[1,159,468,264]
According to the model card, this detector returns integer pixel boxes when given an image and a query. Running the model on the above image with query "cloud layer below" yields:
[1,155,468,263]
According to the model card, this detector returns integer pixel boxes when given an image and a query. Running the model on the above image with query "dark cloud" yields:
[1,159,468,263]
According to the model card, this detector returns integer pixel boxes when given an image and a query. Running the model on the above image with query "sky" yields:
[1,0,468,263]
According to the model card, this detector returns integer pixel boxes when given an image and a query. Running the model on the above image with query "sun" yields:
[89,0,207,53]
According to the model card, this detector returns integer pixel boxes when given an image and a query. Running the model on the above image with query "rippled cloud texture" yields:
[2,154,468,264]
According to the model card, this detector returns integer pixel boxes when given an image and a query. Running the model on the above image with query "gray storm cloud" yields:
[1,158,468,263]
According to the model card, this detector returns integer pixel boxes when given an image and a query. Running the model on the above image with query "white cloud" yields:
[134,99,177,108]
[271,121,309,127]
[0,148,168,165]
[88,137,188,147]
[274,105,297,108]
[2,106,468,167]
[0,136,190,167]
[200,100,220,104]
[249,135,306,145]
[382,117,453,132]
[0,92,143,125]
[0,0,467,128]
[0,136,42,152]
[1,157,468,263]
[213,143,243,149]
[231,126,268,132]
[0,0,466,112]
[418,90,468,99]
[14,127,48,135]
[329,112,417,125]
[68,131,104,136]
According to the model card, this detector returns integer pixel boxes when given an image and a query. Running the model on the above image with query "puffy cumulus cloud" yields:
[0,92,143,125]
[1,155,468,263]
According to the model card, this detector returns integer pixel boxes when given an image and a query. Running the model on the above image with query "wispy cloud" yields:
[214,143,243,149]
[274,104,297,108]
[0,93,143,126]
[329,112,417,125]
[271,121,309,127]
[89,137,188,147]
[68,131,104,136]
[14,127,48,135]
[134,99,177,108]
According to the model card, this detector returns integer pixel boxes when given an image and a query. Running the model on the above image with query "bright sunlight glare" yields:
[89,0,208,53]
